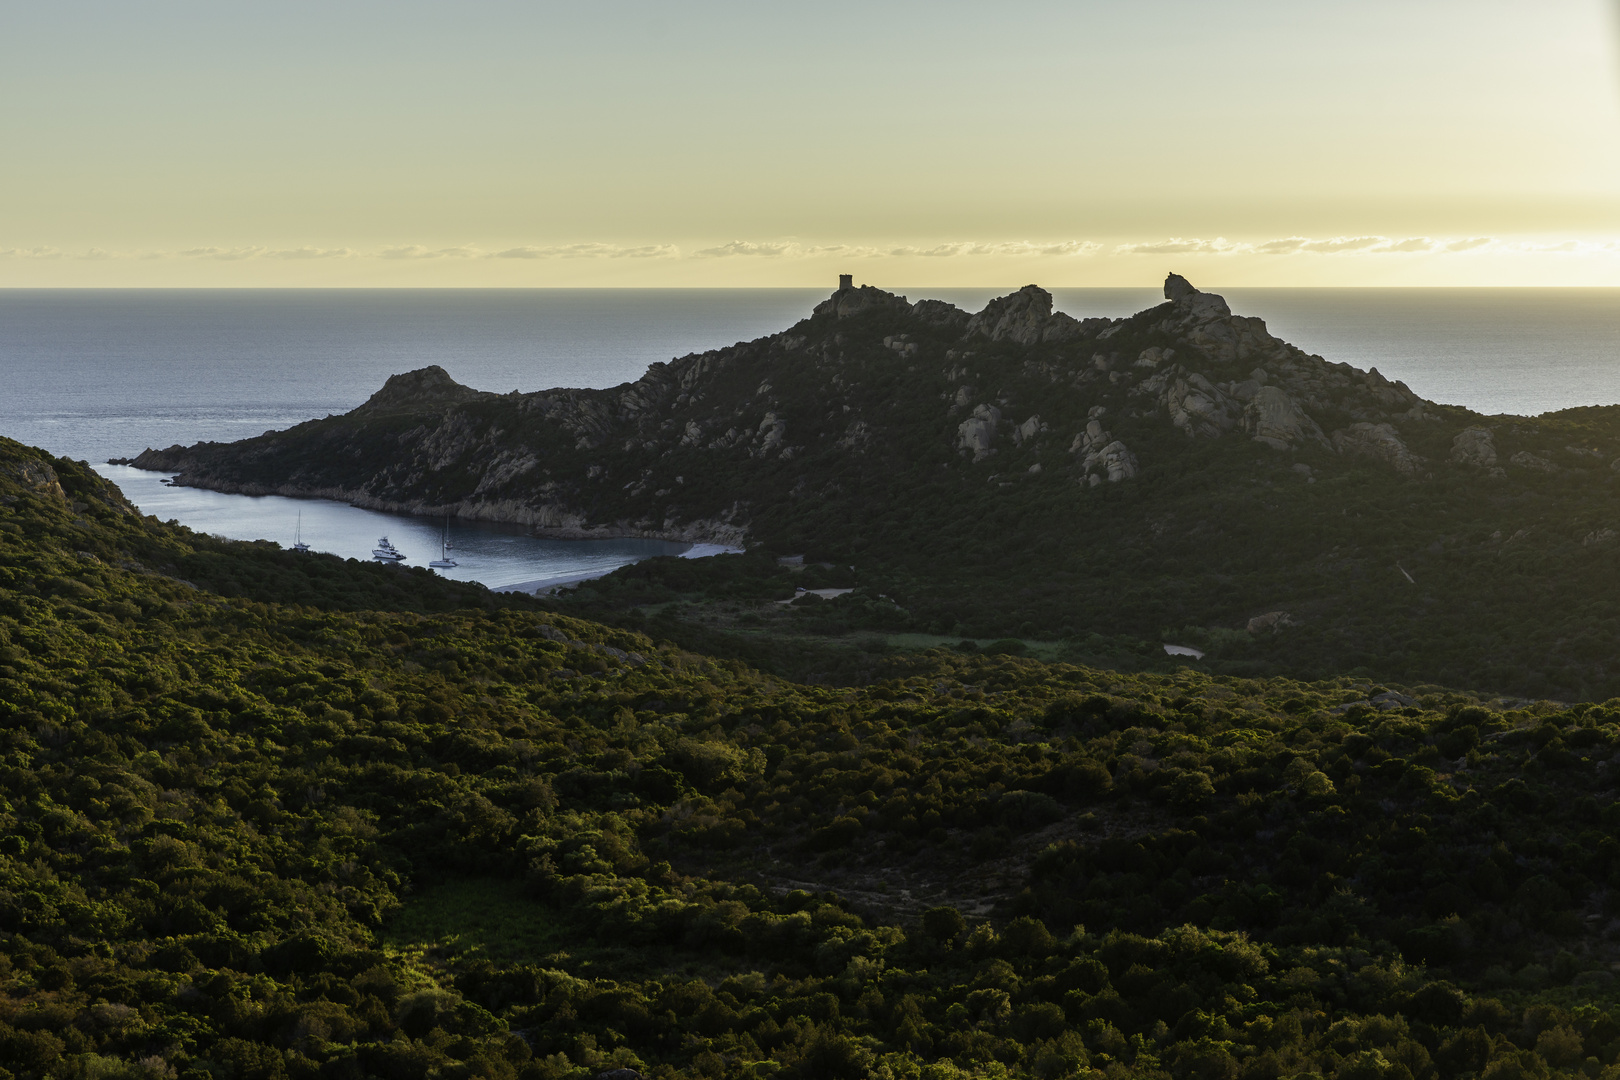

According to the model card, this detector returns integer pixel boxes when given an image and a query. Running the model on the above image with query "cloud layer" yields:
[5,235,1620,264]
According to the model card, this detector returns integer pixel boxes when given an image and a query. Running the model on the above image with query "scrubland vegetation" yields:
[8,438,1620,1080]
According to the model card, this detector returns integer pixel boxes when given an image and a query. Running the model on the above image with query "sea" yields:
[4,287,1619,589]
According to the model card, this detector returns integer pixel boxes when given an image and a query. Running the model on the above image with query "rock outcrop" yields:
[812,284,913,321]
[1166,373,1239,438]
[1164,272,1232,319]
[964,285,1088,344]
[1245,386,1329,450]
[357,365,485,413]
[1247,611,1295,634]
[913,298,971,330]
[957,404,1002,462]
[1332,423,1426,476]
[1095,441,1139,484]
[5,458,66,503]
[1510,450,1558,473]
[1450,426,1498,468]
[1069,415,1137,484]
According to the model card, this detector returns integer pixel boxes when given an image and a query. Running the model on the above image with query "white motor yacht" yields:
[372,536,406,561]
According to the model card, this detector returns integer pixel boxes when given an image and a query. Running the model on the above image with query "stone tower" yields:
[838,274,852,290]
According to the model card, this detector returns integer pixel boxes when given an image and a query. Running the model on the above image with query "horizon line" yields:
[4,282,1620,291]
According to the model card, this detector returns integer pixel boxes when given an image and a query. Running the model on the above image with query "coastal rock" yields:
[471,450,540,496]
[1450,426,1498,468]
[1163,273,1232,319]
[1361,367,1416,410]
[131,444,197,472]
[957,404,1002,461]
[8,459,65,501]
[1332,422,1425,475]
[357,365,483,412]
[965,285,1054,345]
[1013,415,1042,445]
[962,285,1093,345]
[812,284,912,320]
[1039,311,1090,343]
[913,298,970,329]
[1156,276,1298,369]
[1245,386,1328,449]
[1164,273,1198,303]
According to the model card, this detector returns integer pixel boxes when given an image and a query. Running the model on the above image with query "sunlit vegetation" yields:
[7,437,1620,1080]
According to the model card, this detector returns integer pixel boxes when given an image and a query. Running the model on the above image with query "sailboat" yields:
[292,510,311,553]
[429,516,458,569]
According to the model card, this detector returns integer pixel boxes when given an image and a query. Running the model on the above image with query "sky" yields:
[3,0,1620,287]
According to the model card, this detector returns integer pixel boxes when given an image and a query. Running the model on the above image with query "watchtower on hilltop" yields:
[838,274,852,290]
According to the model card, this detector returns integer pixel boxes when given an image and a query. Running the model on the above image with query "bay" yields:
[104,465,697,592]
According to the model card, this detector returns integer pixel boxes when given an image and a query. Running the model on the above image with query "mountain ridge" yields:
[116,276,1620,698]
[127,274,1453,543]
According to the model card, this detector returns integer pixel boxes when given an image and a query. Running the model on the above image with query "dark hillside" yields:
[9,437,1620,1078]
[123,276,1620,699]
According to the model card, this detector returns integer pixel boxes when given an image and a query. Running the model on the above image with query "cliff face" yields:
[129,275,1464,545]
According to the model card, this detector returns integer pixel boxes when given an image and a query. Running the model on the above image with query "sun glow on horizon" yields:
[4,1,1620,287]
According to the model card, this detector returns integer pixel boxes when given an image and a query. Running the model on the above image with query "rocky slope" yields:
[130,275,1494,541]
[123,276,1620,698]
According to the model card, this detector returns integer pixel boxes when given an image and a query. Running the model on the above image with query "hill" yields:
[125,277,1620,701]
[11,437,1620,1079]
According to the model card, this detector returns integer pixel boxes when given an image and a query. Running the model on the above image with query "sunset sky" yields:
[4,0,1620,287]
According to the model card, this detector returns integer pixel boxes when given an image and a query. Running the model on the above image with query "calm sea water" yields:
[3,287,1618,587]
[102,465,698,592]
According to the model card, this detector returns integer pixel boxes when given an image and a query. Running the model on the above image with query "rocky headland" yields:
[127,274,1510,542]
[121,275,1620,697]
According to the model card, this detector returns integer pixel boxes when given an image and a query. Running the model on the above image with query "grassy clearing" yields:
[381,878,750,980]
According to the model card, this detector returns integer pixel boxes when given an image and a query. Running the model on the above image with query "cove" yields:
[98,464,727,593]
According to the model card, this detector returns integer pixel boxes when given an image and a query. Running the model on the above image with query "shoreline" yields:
[117,465,751,549]
[97,464,744,593]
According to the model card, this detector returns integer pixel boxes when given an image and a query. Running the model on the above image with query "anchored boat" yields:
[429,517,457,569]
[372,536,406,561]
